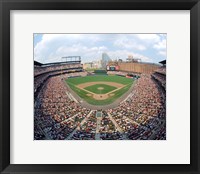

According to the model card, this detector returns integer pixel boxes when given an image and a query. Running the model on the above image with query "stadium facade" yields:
[107,61,159,74]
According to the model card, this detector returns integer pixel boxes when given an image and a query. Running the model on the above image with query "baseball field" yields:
[66,75,134,105]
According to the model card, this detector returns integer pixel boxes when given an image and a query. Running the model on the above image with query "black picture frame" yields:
[0,0,199,174]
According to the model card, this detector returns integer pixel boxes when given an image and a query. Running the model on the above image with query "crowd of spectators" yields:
[34,70,87,99]
[71,111,97,140]
[34,65,166,140]
[34,76,90,140]
[34,63,83,76]
[34,73,49,94]
[99,111,123,140]
[155,66,166,75]
[107,74,166,140]
[152,72,166,90]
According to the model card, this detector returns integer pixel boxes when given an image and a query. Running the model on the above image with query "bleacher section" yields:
[34,60,166,140]
[34,61,84,99]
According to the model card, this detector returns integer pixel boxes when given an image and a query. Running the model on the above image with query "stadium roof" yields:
[42,61,81,67]
[159,60,166,65]
[34,60,81,67]
[34,61,43,66]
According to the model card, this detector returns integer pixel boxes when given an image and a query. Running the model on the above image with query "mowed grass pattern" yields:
[84,84,117,94]
[66,75,132,85]
[66,75,134,105]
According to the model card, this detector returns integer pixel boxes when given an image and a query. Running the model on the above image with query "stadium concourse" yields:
[34,60,166,140]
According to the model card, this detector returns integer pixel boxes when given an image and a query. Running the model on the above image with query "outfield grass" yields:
[67,75,132,85]
[84,84,117,94]
[66,75,134,105]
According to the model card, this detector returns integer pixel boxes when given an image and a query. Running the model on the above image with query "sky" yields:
[34,33,166,64]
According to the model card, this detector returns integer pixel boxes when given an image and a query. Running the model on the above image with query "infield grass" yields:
[84,84,117,94]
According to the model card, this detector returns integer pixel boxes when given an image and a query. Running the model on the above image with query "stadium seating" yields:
[34,63,166,140]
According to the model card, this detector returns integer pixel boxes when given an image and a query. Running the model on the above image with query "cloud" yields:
[114,35,146,51]
[34,37,108,63]
[114,39,146,51]
[136,34,167,52]
[34,34,94,63]
[135,34,160,42]
[153,39,166,50]
[34,34,163,64]
[158,50,166,56]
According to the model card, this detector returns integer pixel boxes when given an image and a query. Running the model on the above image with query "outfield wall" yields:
[117,62,160,74]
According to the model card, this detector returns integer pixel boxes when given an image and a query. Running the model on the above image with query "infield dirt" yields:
[75,81,125,100]
[76,81,125,89]
[65,75,134,106]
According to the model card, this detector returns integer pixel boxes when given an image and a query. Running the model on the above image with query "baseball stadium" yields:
[34,56,166,140]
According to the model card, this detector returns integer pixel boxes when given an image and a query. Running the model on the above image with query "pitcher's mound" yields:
[97,87,104,90]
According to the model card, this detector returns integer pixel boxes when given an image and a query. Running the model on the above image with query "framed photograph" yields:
[34,33,167,141]
[0,0,199,174]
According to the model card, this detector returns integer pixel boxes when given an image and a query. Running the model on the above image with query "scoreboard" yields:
[107,65,120,71]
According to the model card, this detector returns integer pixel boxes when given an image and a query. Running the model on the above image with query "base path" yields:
[76,81,126,100]
[64,80,136,110]
[76,81,125,89]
